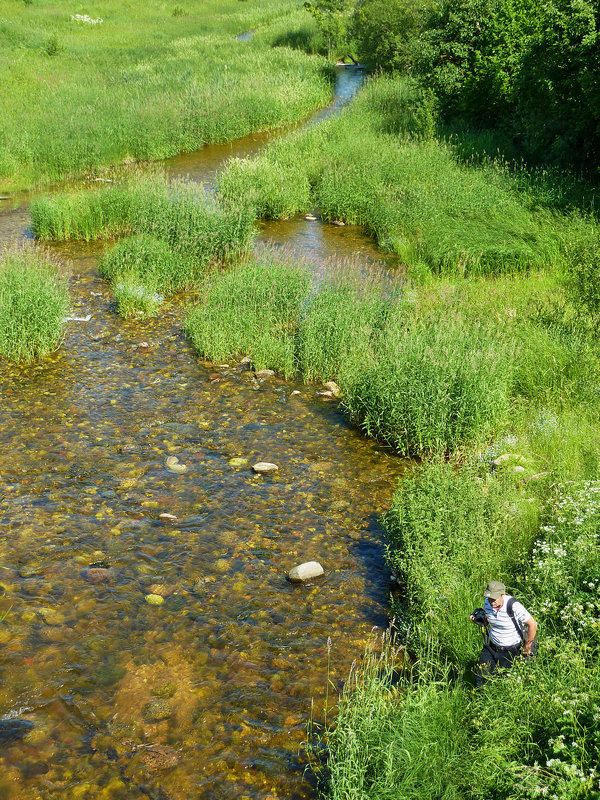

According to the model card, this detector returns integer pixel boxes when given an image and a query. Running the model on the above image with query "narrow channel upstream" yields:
[0,68,406,800]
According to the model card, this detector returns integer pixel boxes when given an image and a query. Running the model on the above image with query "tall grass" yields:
[186,253,311,377]
[31,174,256,262]
[312,636,469,800]
[342,316,513,456]
[0,244,69,361]
[219,73,583,277]
[0,0,333,191]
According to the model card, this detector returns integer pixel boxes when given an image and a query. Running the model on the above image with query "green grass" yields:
[185,251,311,377]
[31,173,256,262]
[219,73,589,277]
[0,0,333,191]
[342,315,514,456]
[0,244,69,361]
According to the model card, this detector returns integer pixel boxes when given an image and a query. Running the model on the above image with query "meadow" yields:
[0,0,331,191]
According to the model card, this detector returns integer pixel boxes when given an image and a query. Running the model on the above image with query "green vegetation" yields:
[32,173,256,317]
[219,73,582,277]
[0,245,69,361]
[31,173,255,261]
[0,0,333,191]
[186,253,311,377]
[317,469,600,800]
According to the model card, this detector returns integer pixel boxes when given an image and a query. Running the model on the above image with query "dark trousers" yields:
[475,641,522,686]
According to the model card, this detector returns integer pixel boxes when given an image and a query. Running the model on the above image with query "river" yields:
[0,67,407,800]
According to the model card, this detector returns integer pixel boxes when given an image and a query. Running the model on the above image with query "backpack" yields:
[507,597,538,657]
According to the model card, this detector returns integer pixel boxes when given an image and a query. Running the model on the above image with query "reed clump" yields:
[32,175,256,265]
[342,316,513,456]
[0,244,69,361]
[186,252,311,377]
[186,252,516,456]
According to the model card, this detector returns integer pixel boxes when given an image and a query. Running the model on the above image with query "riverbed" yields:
[0,68,407,800]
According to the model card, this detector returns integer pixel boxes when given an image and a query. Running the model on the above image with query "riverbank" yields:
[0,0,331,193]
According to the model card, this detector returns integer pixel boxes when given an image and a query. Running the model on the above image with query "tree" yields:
[304,0,352,60]
[351,0,434,73]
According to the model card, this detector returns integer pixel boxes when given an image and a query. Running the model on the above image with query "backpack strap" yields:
[506,597,524,641]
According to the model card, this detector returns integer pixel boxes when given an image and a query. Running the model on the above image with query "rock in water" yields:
[165,456,188,474]
[323,381,341,397]
[142,700,173,721]
[255,369,275,379]
[288,562,324,582]
[252,462,278,474]
[0,718,34,743]
[85,567,112,584]
[145,594,164,605]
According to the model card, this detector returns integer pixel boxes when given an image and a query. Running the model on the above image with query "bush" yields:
[0,245,69,361]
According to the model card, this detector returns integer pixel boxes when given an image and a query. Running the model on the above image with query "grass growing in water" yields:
[31,174,256,263]
[0,245,69,361]
[219,73,586,277]
[186,252,311,378]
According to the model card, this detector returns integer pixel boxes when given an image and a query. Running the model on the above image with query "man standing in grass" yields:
[471,581,538,686]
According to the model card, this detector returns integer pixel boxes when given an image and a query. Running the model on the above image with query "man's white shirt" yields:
[484,595,532,647]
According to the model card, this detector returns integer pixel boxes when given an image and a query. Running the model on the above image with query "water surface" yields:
[0,67,406,800]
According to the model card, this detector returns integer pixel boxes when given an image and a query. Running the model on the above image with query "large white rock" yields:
[288,561,324,583]
[252,462,278,474]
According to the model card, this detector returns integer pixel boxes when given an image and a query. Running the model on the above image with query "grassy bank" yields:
[305,254,600,799]
[0,0,332,192]
[219,74,595,278]
[0,245,69,361]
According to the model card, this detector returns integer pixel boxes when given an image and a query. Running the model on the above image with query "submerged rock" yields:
[288,562,325,582]
[141,744,180,771]
[145,594,164,606]
[228,457,250,467]
[158,513,178,523]
[141,699,173,721]
[0,718,34,743]
[85,567,112,584]
[165,456,188,474]
[252,462,278,474]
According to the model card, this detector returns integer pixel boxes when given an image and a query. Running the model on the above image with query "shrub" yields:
[0,245,69,361]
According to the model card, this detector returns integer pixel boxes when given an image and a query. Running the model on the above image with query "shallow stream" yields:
[0,68,406,800]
